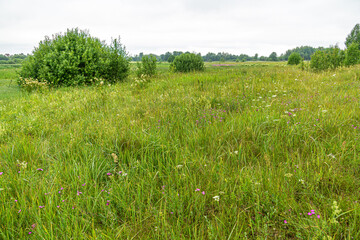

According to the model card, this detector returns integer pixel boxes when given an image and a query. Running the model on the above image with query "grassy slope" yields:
[1,63,360,239]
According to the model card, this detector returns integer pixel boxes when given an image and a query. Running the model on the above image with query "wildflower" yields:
[284,220,288,224]
[15,199,17,202]
[195,188,200,192]
[0,172,3,175]
[57,206,60,208]
[317,215,320,219]
[82,183,86,186]
[29,232,32,234]
[39,206,45,208]
[36,168,43,171]
[202,191,205,195]
[106,173,112,176]
[213,196,220,201]
[18,209,21,213]
[77,191,82,196]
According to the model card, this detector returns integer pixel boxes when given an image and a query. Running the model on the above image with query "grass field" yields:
[1,62,360,239]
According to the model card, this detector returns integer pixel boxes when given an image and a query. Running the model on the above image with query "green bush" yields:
[344,42,360,66]
[19,28,130,87]
[136,55,157,77]
[310,47,344,71]
[287,52,302,65]
[170,53,205,73]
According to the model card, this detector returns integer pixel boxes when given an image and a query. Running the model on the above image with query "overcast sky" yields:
[0,0,359,56]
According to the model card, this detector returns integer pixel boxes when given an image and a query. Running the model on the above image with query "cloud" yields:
[0,0,359,55]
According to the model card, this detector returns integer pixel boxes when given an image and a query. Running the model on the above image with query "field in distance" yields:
[1,63,360,239]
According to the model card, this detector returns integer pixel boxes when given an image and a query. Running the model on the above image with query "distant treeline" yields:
[132,46,328,62]
[0,53,28,64]
[0,46,331,64]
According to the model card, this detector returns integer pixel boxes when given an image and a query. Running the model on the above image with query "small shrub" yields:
[170,53,205,73]
[288,52,302,65]
[136,55,157,78]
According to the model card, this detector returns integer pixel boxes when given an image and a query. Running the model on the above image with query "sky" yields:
[0,0,359,57]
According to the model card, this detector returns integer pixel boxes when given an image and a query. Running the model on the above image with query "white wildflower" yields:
[213,196,220,201]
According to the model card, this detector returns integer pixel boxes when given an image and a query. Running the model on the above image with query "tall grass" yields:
[1,63,360,239]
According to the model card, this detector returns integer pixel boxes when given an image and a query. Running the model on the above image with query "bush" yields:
[19,28,130,87]
[136,55,157,77]
[310,47,344,71]
[287,52,302,65]
[170,53,205,73]
[344,42,360,66]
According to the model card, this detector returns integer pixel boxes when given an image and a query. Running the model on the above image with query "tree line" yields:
[0,53,28,64]
[131,46,330,63]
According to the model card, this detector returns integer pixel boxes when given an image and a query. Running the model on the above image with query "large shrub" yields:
[170,53,205,73]
[136,55,157,77]
[310,47,344,71]
[19,28,130,86]
[287,52,302,65]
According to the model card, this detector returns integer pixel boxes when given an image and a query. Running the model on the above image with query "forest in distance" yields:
[0,45,336,64]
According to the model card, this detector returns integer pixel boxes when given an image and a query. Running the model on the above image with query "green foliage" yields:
[170,53,205,72]
[102,37,130,84]
[19,28,129,87]
[310,47,345,71]
[136,55,157,77]
[268,52,278,61]
[287,52,302,65]
[310,51,330,71]
[167,55,175,63]
[345,24,360,49]
[280,46,320,61]
[344,42,360,66]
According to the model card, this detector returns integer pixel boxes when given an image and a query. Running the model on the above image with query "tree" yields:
[345,24,360,49]
[344,42,360,66]
[268,52,278,61]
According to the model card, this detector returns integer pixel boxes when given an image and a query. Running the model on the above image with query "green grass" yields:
[0,65,22,100]
[1,63,360,239]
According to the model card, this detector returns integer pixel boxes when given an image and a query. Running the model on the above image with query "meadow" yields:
[1,62,360,239]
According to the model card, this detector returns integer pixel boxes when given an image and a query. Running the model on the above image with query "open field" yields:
[1,63,360,239]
